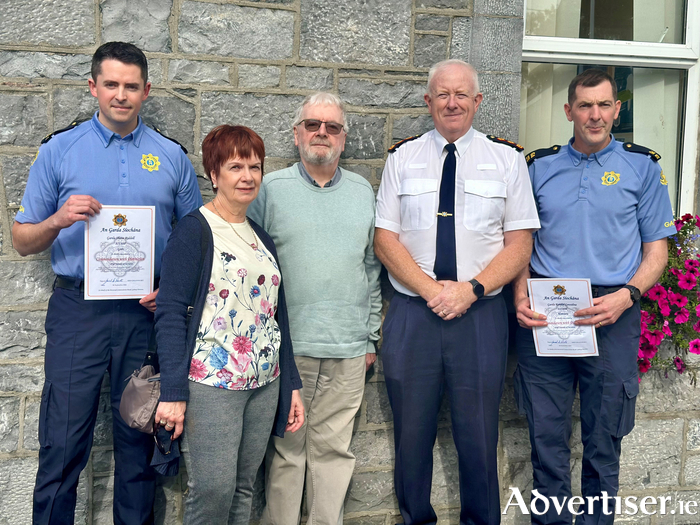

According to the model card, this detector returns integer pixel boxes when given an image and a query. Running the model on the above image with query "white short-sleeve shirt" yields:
[376,128,541,296]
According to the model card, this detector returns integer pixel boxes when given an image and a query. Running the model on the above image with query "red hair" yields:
[202,125,265,182]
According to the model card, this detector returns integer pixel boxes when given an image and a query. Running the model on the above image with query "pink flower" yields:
[258,275,265,285]
[260,298,275,316]
[690,339,700,355]
[644,330,664,346]
[646,284,667,301]
[189,359,207,380]
[679,272,698,290]
[216,368,233,382]
[658,299,671,317]
[693,320,700,333]
[209,283,215,292]
[254,314,261,326]
[271,274,280,286]
[682,213,694,222]
[639,342,658,360]
[237,268,247,278]
[696,304,700,317]
[233,335,252,354]
[230,351,252,374]
[219,289,229,299]
[663,320,673,336]
[675,308,690,324]
[675,219,684,232]
[674,356,687,374]
[641,310,655,323]
[669,291,689,308]
[638,358,651,374]
[212,317,227,331]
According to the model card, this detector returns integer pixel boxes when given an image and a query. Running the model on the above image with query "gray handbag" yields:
[119,351,160,434]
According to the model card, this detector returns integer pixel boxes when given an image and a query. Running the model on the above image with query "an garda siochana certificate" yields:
[527,278,599,357]
[84,205,155,300]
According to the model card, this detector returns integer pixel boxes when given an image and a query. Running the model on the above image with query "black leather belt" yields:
[529,271,622,298]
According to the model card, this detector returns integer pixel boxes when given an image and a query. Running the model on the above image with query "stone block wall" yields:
[4,1,698,525]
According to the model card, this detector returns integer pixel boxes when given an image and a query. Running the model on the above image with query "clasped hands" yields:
[515,288,633,329]
[426,280,476,321]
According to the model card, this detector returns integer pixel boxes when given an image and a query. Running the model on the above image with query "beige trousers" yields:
[262,354,366,525]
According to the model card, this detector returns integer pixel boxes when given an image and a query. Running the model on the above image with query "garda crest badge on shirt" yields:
[141,154,160,172]
[601,171,620,186]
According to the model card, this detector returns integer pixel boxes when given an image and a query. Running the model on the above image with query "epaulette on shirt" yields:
[525,145,561,166]
[149,126,188,154]
[388,134,422,153]
[41,119,88,144]
[622,142,661,162]
[486,135,524,151]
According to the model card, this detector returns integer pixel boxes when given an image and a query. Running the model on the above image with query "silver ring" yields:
[159,419,167,425]
[165,422,174,428]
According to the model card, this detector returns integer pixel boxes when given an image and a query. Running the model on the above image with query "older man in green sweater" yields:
[248,92,382,525]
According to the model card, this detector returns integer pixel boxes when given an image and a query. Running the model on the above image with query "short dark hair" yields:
[567,69,617,106]
[91,42,148,84]
[202,125,266,191]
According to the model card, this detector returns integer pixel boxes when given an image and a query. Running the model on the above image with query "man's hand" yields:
[574,288,632,328]
[515,294,548,328]
[154,400,186,439]
[51,195,102,229]
[286,389,305,433]
[426,280,475,321]
[365,352,377,371]
[139,288,159,312]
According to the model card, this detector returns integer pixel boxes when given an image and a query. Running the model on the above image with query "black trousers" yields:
[33,284,156,525]
[382,292,509,525]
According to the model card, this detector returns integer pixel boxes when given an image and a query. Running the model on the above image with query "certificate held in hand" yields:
[84,205,156,300]
[527,278,599,357]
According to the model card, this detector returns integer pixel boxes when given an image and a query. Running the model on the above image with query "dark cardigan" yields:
[154,209,302,438]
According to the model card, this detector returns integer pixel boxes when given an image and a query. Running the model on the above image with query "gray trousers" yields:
[182,378,280,525]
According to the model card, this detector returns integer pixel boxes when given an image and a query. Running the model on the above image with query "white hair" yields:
[427,59,480,95]
[292,92,349,131]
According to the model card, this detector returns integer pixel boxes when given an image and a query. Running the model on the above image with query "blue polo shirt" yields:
[15,112,203,279]
[528,136,675,286]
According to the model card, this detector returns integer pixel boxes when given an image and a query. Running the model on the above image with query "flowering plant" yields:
[638,213,700,383]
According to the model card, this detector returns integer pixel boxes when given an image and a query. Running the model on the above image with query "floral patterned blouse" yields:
[189,206,281,390]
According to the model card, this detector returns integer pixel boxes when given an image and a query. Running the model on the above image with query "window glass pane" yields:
[525,0,686,44]
[520,63,685,210]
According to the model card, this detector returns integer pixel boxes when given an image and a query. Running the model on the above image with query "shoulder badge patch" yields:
[660,170,668,186]
[486,135,523,151]
[150,126,188,154]
[623,142,661,162]
[41,119,87,145]
[388,134,422,153]
[525,145,561,166]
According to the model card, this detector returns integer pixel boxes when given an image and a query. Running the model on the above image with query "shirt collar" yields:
[91,111,144,147]
[297,162,342,188]
[566,134,617,166]
[432,127,475,157]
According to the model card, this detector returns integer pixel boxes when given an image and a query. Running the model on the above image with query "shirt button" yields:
[584,177,588,181]
[121,159,125,164]
[582,189,587,193]
[120,146,124,150]
[122,173,126,178]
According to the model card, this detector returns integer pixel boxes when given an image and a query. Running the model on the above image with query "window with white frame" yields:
[520,0,699,213]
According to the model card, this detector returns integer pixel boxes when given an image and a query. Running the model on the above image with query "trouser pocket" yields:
[39,380,53,448]
[614,374,639,438]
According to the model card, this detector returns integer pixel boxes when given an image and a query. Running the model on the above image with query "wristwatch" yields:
[623,285,641,303]
[469,279,485,299]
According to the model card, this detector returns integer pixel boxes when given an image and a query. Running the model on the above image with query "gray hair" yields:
[427,59,480,96]
[292,92,349,132]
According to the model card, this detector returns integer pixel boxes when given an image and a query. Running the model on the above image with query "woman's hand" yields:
[154,401,186,439]
[286,389,305,433]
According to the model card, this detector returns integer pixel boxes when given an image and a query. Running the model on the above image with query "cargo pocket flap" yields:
[398,178,438,196]
[615,375,639,438]
[464,180,507,198]
[623,376,639,398]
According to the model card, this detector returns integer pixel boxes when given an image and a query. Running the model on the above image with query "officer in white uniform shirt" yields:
[374,59,540,525]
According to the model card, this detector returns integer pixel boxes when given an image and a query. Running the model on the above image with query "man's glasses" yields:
[299,119,345,135]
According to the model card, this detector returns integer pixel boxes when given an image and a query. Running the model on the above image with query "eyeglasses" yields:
[299,119,345,135]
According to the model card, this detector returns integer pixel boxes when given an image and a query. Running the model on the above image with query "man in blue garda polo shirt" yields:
[12,42,202,525]
[514,69,674,524]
